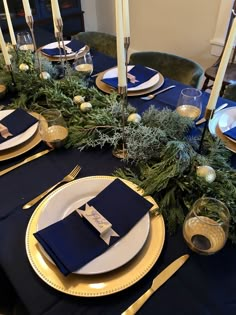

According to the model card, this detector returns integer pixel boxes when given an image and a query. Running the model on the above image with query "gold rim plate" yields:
[25,176,165,297]
[0,112,41,161]
[95,69,164,97]
[39,45,90,62]
[215,124,236,153]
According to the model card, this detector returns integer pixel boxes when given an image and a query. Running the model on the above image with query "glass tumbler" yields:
[176,88,202,120]
[183,197,230,255]
[16,31,34,52]
[39,109,68,149]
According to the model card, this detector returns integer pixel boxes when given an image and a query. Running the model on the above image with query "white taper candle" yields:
[3,0,16,46]
[22,0,32,21]
[122,0,130,37]
[206,17,236,110]
[0,27,11,65]
[115,0,126,87]
[51,0,62,35]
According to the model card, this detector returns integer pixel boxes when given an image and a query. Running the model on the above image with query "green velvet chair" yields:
[223,83,236,101]
[72,31,117,59]
[129,51,204,88]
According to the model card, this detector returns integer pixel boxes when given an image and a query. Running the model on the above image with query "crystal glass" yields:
[73,51,93,79]
[16,31,34,52]
[176,88,202,120]
[39,109,68,149]
[183,197,230,255]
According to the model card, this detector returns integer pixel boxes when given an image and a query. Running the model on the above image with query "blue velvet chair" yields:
[129,51,204,88]
[223,83,236,101]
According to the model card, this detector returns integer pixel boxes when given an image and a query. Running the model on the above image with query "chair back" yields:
[72,31,117,58]
[129,51,204,88]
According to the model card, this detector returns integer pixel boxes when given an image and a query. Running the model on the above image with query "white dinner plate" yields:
[218,107,236,143]
[208,107,233,136]
[102,65,160,91]
[36,176,150,275]
[0,110,39,151]
[41,40,85,58]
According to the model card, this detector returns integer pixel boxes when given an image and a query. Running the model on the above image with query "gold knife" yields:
[0,149,51,176]
[121,254,189,315]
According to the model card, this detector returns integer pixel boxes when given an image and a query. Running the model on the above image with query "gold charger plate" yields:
[25,176,165,297]
[95,69,165,97]
[38,45,90,62]
[215,124,236,153]
[0,112,41,162]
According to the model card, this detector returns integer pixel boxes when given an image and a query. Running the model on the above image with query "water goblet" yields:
[39,109,68,149]
[16,31,34,52]
[176,87,202,120]
[73,51,93,81]
[183,197,230,255]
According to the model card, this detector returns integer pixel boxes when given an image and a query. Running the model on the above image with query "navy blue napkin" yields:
[0,108,38,144]
[102,64,157,89]
[41,40,85,56]
[223,126,236,141]
[34,178,153,276]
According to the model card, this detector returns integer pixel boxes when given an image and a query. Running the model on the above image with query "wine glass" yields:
[176,88,202,120]
[16,31,34,52]
[183,197,230,255]
[39,109,68,149]
[73,51,93,80]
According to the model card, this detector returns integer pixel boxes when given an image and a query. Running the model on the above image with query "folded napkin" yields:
[223,126,236,141]
[102,64,157,89]
[0,108,38,144]
[34,178,153,276]
[41,40,85,56]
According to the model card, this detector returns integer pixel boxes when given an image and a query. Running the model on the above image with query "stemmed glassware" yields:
[183,197,230,255]
[39,109,68,149]
[73,51,93,81]
[16,31,34,52]
[176,88,202,120]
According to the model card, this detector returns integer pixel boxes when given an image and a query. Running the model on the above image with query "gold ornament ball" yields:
[73,95,85,105]
[80,102,92,112]
[39,71,51,80]
[127,113,142,123]
[19,63,29,71]
[0,84,7,99]
[196,166,216,183]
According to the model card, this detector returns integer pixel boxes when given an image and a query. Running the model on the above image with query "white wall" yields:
[81,0,223,69]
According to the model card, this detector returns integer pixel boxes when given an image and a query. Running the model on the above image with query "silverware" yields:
[141,85,176,101]
[195,102,228,125]
[22,164,81,209]
[0,149,51,176]
[121,254,190,315]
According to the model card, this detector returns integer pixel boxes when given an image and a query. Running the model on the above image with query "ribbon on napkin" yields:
[0,108,38,144]
[223,126,236,141]
[34,178,153,276]
[102,64,158,89]
[41,40,85,56]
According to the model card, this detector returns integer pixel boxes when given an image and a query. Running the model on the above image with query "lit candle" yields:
[22,0,32,20]
[51,0,62,35]
[206,17,236,111]
[0,27,11,65]
[115,0,126,87]
[122,0,130,38]
[3,0,16,46]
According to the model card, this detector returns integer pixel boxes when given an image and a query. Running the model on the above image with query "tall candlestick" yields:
[3,0,16,46]
[51,0,62,35]
[122,0,130,38]
[0,27,11,65]
[115,0,126,87]
[22,0,32,20]
[206,17,236,112]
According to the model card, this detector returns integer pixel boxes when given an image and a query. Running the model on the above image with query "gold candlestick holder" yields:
[198,107,214,153]
[112,86,128,159]
[55,18,69,76]
[26,15,42,73]
[6,64,16,86]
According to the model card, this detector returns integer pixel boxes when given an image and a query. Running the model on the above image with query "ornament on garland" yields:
[73,95,85,105]
[39,71,51,80]
[196,165,216,183]
[19,63,29,71]
[80,102,92,112]
[0,84,6,99]
[127,113,141,124]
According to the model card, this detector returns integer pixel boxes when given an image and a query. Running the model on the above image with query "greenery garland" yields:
[1,48,236,243]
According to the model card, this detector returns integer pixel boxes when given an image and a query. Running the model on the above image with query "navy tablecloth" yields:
[0,49,236,315]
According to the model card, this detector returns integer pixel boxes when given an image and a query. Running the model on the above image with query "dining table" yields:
[0,31,236,315]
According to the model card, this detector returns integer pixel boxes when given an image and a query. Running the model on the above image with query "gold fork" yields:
[22,165,81,209]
